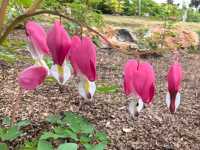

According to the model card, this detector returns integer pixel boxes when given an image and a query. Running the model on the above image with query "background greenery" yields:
[42,0,200,22]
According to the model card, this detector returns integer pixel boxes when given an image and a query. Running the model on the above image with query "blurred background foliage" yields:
[41,0,200,22]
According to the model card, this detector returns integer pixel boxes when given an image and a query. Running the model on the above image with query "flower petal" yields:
[69,36,96,81]
[47,21,71,65]
[78,78,96,100]
[50,62,71,85]
[26,21,49,59]
[123,60,138,96]
[18,66,48,90]
[166,92,170,108]
[128,99,144,117]
[167,62,182,93]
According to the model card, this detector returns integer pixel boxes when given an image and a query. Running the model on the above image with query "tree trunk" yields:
[182,8,188,22]
[138,0,141,16]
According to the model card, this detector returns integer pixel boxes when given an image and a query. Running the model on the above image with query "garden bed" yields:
[1,29,200,149]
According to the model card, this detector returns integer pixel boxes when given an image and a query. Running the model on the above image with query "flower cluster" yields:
[18,21,183,116]
[123,58,183,117]
[18,21,96,100]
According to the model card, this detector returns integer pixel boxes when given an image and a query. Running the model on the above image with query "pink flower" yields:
[166,62,183,113]
[18,66,48,90]
[47,21,71,66]
[47,21,72,85]
[69,36,96,81]
[123,59,155,103]
[123,59,156,117]
[25,21,49,59]
[69,36,97,99]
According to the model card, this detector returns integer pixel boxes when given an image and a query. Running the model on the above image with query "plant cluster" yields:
[0,112,109,150]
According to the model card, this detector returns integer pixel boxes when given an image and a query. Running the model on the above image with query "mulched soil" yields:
[1,30,200,150]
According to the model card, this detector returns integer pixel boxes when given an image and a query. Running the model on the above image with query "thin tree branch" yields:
[0,0,9,34]
[0,10,113,48]
[25,0,43,14]
[0,9,162,57]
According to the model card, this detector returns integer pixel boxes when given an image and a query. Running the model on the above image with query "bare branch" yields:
[0,10,113,48]
[26,0,43,14]
[0,0,9,34]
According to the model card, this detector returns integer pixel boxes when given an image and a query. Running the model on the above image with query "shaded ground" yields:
[1,30,200,149]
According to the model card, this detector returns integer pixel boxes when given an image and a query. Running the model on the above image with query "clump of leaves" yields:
[37,112,109,150]
[0,116,31,150]
[68,2,104,28]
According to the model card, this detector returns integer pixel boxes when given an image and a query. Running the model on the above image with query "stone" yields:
[116,28,138,43]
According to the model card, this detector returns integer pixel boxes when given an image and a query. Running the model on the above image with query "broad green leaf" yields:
[0,128,5,138]
[37,140,53,150]
[63,112,94,134]
[0,143,8,150]
[96,85,118,94]
[80,135,91,143]
[93,143,106,150]
[39,132,57,140]
[40,130,77,141]
[46,114,62,125]
[84,143,106,150]
[95,132,108,142]
[16,120,31,129]
[1,126,22,141]
[2,117,12,126]
[54,127,78,141]
[57,143,78,150]
[83,144,93,150]
[19,139,38,150]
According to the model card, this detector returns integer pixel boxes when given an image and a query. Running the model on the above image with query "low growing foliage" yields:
[0,113,109,150]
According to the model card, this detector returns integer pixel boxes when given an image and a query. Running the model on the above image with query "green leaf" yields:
[44,57,53,68]
[93,143,106,150]
[0,51,16,64]
[19,139,38,150]
[57,143,78,150]
[16,0,33,7]
[39,132,57,140]
[80,135,91,143]
[54,127,78,141]
[37,140,53,150]
[63,112,94,134]
[1,126,22,141]
[2,117,12,126]
[0,143,8,150]
[0,128,5,138]
[46,114,62,125]
[45,77,56,84]
[84,143,106,150]
[16,120,31,129]
[96,85,118,94]
[83,144,93,150]
[95,132,108,143]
